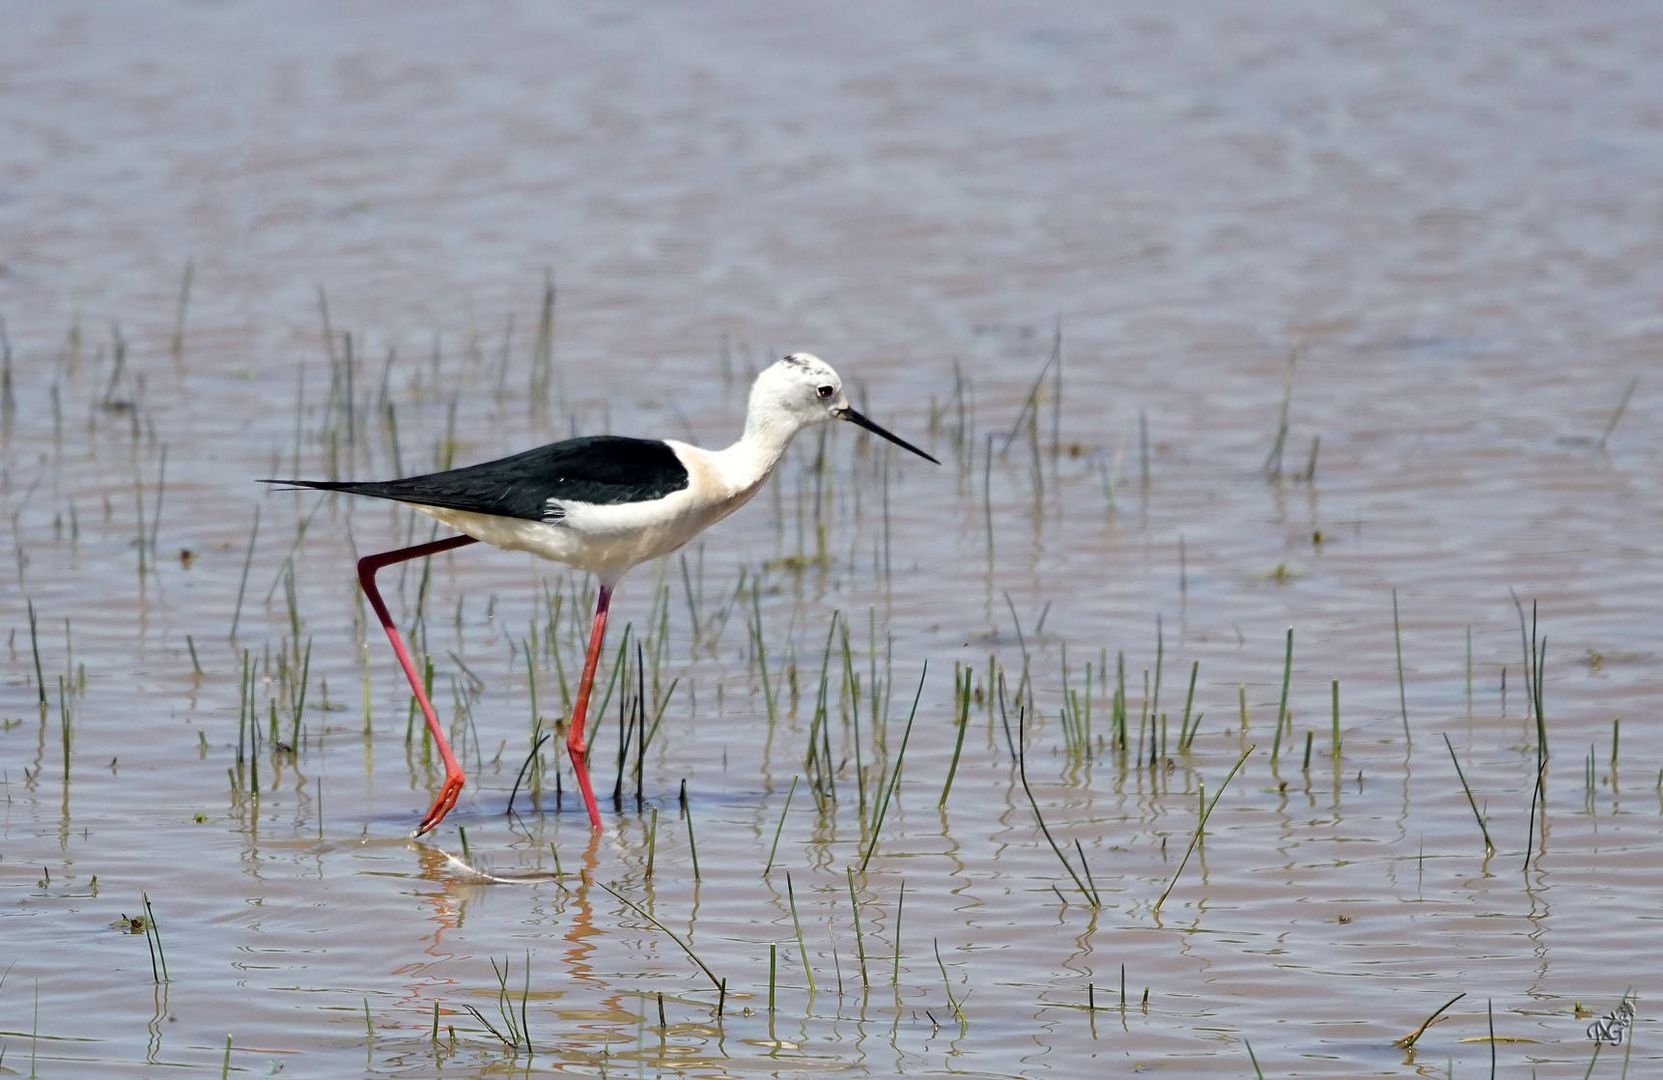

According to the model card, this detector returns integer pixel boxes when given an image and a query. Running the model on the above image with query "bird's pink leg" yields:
[357,534,479,836]
[566,585,612,832]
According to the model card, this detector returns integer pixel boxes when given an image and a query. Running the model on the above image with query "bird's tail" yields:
[258,478,402,500]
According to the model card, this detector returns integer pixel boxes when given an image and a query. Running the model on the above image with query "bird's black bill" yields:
[838,407,940,464]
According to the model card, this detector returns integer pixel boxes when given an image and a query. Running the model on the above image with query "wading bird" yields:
[268,353,937,835]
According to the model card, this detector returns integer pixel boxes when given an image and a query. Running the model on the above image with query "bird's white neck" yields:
[707,393,807,496]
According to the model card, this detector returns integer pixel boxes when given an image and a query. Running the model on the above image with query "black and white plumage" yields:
[267,352,938,835]
[271,353,937,587]
[293,436,690,520]
[281,435,696,580]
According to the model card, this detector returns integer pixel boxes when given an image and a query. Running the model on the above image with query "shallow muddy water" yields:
[4,2,1663,1076]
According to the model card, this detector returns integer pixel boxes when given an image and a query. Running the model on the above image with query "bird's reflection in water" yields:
[402,830,710,1066]
[409,828,602,963]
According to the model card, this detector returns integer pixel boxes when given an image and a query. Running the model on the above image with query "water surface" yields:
[3,2,1661,1075]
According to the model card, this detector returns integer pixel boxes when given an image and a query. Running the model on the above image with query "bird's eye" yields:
[816,385,835,400]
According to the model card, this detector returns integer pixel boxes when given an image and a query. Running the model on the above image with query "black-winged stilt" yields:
[268,353,938,835]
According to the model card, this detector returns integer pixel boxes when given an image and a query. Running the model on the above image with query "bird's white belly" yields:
[413,483,757,584]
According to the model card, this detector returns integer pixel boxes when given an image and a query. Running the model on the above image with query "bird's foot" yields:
[413,771,466,837]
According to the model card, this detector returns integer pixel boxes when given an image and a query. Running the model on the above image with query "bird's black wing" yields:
[264,435,690,521]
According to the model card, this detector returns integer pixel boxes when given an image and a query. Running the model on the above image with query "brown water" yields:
[4,2,1661,1075]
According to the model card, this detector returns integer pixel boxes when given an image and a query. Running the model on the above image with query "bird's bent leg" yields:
[566,584,613,832]
[357,533,478,836]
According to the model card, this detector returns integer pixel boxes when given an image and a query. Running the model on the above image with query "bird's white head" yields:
[743,353,939,463]
[748,352,848,431]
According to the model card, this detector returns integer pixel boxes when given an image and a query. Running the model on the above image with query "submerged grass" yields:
[1597,374,1639,450]
[1177,660,1200,753]
[142,893,168,984]
[458,953,535,1056]
[891,879,905,988]
[229,506,261,641]
[1262,346,1298,479]
[934,938,966,1026]
[685,788,702,882]
[599,882,723,995]
[1271,628,1292,765]
[1443,733,1494,856]
[938,666,972,807]
[1153,746,1253,916]
[846,867,869,989]
[858,662,927,872]
[1016,707,1099,907]
[764,774,799,874]
[27,599,47,712]
[1392,589,1409,744]
[1395,992,1465,1049]
[786,871,814,994]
